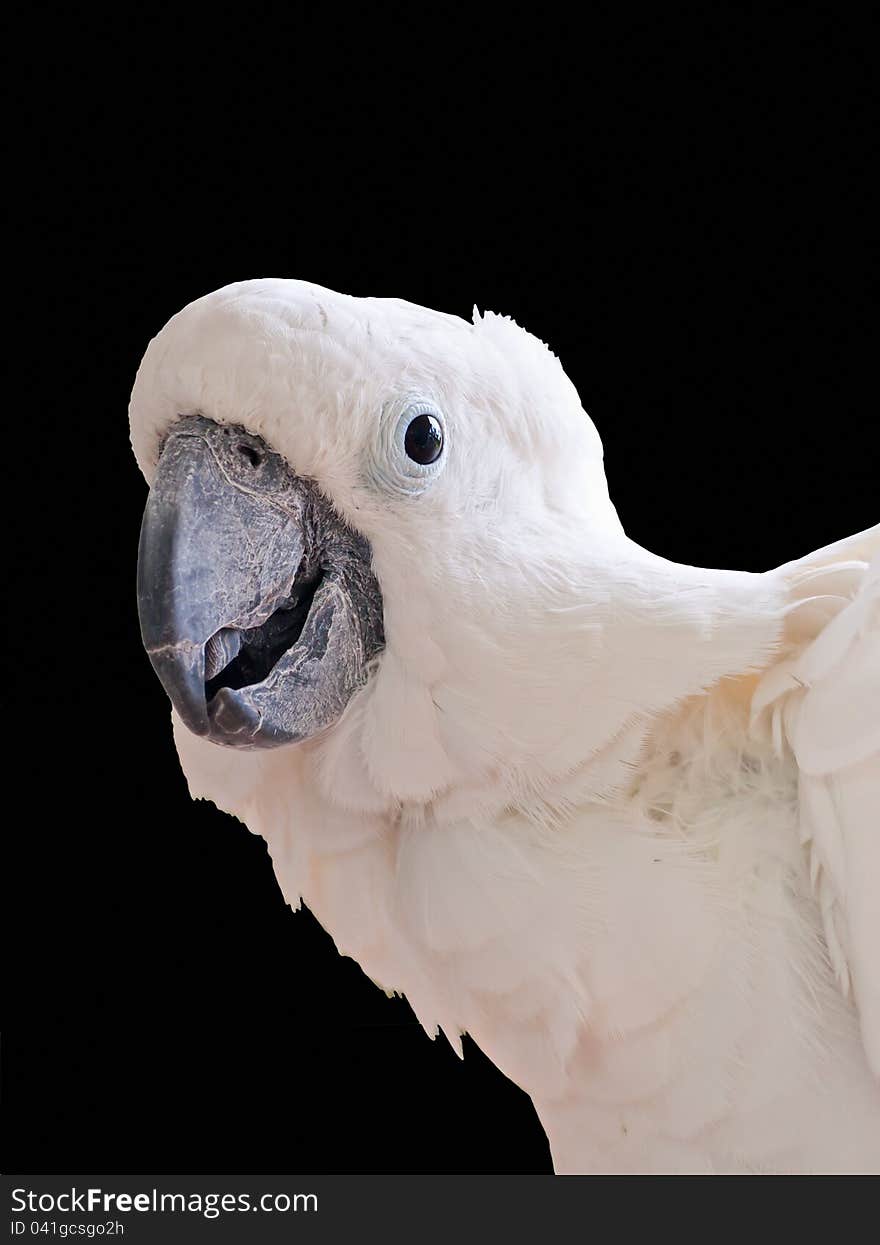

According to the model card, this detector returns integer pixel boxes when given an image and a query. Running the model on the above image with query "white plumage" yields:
[130,278,880,1173]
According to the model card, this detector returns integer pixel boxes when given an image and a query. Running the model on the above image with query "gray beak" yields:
[137,416,384,749]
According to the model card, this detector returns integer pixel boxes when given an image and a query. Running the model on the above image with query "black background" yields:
[6,12,877,1173]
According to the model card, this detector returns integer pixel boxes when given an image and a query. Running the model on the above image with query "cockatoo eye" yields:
[404,413,443,464]
[370,398,448,495]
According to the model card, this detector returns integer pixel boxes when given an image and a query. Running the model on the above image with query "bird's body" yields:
[131,279,880,1173]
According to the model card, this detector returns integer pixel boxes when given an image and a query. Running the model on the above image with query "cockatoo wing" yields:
[753,524,880,1076]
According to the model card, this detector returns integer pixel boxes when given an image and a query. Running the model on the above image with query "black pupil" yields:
[404,413,443,465]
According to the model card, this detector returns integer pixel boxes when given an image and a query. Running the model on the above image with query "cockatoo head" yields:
[132,279,621,805]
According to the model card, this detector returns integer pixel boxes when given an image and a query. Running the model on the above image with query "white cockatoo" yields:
[131,278,879,1174]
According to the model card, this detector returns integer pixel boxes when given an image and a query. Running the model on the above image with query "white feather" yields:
[753,544,880,1073]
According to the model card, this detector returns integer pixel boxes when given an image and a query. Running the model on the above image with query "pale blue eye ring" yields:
[370,397,448,495]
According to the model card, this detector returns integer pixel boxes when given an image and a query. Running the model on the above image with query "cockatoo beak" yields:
[137,416,384,749]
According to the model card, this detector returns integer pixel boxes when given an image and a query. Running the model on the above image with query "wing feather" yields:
[754,526,880,1075]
